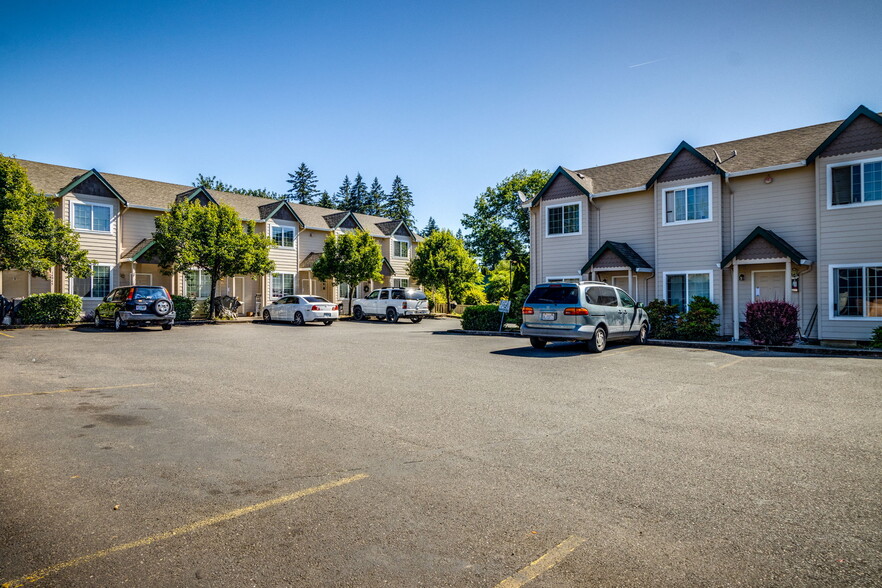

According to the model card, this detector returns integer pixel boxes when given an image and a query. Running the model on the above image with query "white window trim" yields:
[661,181,713,227]
[392,239,410,258]
[662,270,714,311]
[828,263,882,321]
[826,156,882,210]
[545,200,582,238]
[184,269,213,299]
[70,200,114,234]
[393,278,410,288]
[70,263,114,299]
[271,272,296,300]
[269,222,297,249]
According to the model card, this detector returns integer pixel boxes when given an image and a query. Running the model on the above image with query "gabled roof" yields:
[300,252,322,269]
[805,105,882,163]
[121,239,157,262]
[644,141,721,188]
[321,210,365,230]
[57,168,127,205]
[581,241,652,274]
[530,166,593,206]
[175,186,218,205]
[381,257,396,276]
[258,200,304,225]
[720,226,809,267]
[375,220,402,235]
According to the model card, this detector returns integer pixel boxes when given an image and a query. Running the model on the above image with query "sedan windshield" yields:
[526,286,578,304]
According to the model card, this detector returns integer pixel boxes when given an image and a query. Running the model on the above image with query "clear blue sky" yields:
[2,0,880,232]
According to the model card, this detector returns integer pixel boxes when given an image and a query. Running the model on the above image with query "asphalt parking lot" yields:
[1,319,880,587]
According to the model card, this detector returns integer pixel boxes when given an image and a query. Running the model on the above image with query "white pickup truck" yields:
[352,288,430,323]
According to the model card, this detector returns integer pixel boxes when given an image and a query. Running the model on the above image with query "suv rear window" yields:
[526,286,578,305]
[133,287,168,300]
[405,290,427,300]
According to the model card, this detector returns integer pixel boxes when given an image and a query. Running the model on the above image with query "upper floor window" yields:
[831,264,882,319]
[271,225,295,248]
[72,264,112,299]
[394,240,410,258]
[72,202,112,232]
[829,158,882,208]
[393,278,409,288]
[547,202,581,236]
[663,183,710,225]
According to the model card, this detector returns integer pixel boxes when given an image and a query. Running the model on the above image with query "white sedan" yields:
[262,295,339,326]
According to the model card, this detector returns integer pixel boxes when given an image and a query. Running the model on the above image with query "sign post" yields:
[498,299,511,332]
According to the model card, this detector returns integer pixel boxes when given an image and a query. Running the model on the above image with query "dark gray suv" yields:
[520,281,649,353]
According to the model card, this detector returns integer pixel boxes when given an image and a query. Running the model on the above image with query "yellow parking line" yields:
[0,383,155,399]
[0,332,13,338]
[715,357,748,370]
[1,473,368,588]
[495,535,586,588]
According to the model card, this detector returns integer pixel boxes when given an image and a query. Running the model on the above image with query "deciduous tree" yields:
[408,230,481,309]
[152,201,275,319]
[311,230,383,314]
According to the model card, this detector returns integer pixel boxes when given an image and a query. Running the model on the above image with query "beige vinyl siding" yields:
[121,209,160,252]
[724,167,818,336]
[655,176,723,318]
[64,194,120,310]
[299,228,331,260]
[267,220,299,274]
[816,148,882,341]
[389,236,412,277]
[536,177,590,282]
[590,189,654,266]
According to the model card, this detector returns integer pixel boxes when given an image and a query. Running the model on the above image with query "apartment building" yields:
[1,160,421,316]
[527,105,882,344]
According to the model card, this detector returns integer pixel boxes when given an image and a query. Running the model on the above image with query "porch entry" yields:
[752,270,786,301]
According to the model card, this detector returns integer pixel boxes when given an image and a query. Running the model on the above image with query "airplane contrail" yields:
[628,58,667,68]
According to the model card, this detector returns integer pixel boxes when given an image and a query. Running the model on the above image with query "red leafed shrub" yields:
[743,300,799,345]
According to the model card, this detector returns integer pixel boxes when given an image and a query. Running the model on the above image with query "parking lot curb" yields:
[440,329,523,337]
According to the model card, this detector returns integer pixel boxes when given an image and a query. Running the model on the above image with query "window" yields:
[586,286,618,306]
[665,272,711,312]
[272,273,295,299]
[664,183,710,224]
[831,264,882,318]
[271,225,295,248]
[72,264,112,299]
[185,270,212,298]
[547,203,581,236]
[829,159,882,207]
[71,202,112,232]
[393,278,409,288]
[618,290,636,308]
[393,240,410,257]
[365,290,379,300]
[339,283,351,298]
[526,286,578,305]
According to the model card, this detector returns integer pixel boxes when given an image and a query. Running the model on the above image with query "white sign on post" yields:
[498,300,511,313]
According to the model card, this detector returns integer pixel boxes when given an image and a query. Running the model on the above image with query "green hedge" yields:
[171,295,194,321]
[679,296,720,341]
[18,293,82,324]
[461,305,503,331]
[871,326,882,349]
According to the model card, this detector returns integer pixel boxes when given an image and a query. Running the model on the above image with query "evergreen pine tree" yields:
[385,175,416,226]
[348,173,368,213]
[316,190,336,209]
[456,228,464,241]
[334,176,352,210]
[421,217,439,237]
[365,177,385,216]
[286,163,319,204]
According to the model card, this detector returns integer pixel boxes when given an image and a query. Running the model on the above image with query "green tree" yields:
[408,230,481,309]
[385,175,416,226]
[193,174,282,199]
[334,175,352,210]
[485,260,514,303]
[152,201,275,319]
[315,190,335,209]
[461,169,551,268]
[365,177,385,216]
[311,230,383,314]
[286,163,319,204]
[0,155,91,283]
[421,217,439,237]
[343,172,368,213]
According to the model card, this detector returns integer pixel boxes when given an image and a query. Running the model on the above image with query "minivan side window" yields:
[618,290,636,308]
[586,286,618,306]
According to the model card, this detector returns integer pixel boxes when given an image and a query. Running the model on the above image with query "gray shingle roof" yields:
[581,241,652,273]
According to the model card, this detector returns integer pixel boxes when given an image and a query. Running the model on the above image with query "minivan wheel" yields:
[635,323,648,344]
[530,337,547,349]
[587,327,607,353]
[114,314,125,332]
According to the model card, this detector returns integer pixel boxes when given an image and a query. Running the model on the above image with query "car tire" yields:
[386,307,399,323]
[323,320,333,326]
[153,299,171,316]
[409,317,423,324]
[94,312,103,328]
[530,337,547,349]
[634,322,648,344]
[263,310,272,323]
[587,326,607,353]
[353,306,365,321]
[161,322,173,331]
[293,312,305,326]
[114,314,125,332]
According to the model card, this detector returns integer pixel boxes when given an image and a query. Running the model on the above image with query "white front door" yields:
[753,270,786,301]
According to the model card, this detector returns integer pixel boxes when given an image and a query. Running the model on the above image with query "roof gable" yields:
[323,210,364,230]
[581,241,652,274]
[259,200,304,225]
[58,169,126,204]
[646,141,720,187]
[807,106,882,162]
[531,167,592,206]
[721,226,809,267]
[176,186,217,206]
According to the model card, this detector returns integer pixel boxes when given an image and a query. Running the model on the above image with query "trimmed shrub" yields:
[171,295,194,321]
[18,293,82,324]
[742,300,799,345]
[645,299,679,340]
[459,284,488,306]
[679,296,720,341]
[461,305,503,331]
[870,326,882,349]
